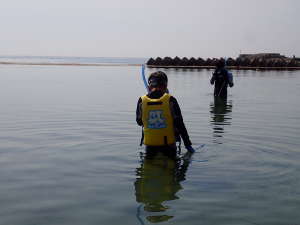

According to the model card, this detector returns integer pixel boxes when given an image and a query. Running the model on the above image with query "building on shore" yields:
[238,53,286,60]
[293,56,300,62]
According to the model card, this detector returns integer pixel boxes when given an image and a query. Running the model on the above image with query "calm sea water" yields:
[0,56,147,65]
[0,63,300,225]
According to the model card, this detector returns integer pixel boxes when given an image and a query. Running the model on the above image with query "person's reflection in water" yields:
[135,148,192,223]
[210,97,233,144]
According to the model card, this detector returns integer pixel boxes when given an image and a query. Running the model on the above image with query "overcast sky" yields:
[0,0,299,58]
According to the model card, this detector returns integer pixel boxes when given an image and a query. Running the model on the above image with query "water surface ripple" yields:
[0,66,300,225]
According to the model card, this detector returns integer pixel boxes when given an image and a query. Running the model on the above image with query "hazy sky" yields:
[0,0,299,58]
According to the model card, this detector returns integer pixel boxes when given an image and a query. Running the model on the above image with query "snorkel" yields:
[141,64,149,93]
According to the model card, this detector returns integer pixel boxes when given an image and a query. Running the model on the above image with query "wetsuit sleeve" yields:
[169,96,192,147]
[136,97,143,126]
[210,70,216,85]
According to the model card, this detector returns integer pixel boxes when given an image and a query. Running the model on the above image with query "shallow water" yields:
[0,65,300,225]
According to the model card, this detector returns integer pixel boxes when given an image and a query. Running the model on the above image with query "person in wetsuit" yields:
[136,71,195,155]
[210,59,234,99]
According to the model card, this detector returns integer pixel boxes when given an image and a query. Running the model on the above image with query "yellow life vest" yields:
[141,93,175,146]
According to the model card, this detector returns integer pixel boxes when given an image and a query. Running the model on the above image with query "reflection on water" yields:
[134,151,192,223]
[210,97,233,144]
[1,67,300,225]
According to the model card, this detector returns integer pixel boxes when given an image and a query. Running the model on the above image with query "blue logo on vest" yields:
[147,110,167,129]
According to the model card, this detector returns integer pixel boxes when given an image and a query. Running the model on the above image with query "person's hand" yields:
[186,145,195,153]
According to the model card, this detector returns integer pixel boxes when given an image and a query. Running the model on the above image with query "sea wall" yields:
[146,55,300,70]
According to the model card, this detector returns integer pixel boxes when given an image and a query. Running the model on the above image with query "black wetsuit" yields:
[136,90,192,153]
[210,67,232,99]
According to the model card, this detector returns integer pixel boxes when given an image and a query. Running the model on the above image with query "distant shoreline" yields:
[147,65,300,70]
[147,54,300,70]
[0,61,143,67]
[1,61,299,70]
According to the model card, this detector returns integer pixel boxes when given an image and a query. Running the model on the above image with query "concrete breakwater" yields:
[147,54,300,70]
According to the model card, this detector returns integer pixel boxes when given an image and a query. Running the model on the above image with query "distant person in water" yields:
[210,59,234,99]
[136,71,195,155]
